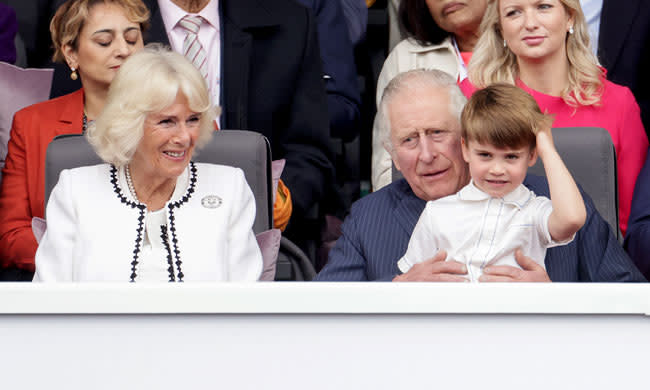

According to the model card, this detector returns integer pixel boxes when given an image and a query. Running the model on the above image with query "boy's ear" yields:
[527,147,538,167]
[461,138,471,163]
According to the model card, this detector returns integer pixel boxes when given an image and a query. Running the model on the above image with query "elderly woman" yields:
[33,46,262,282]
[0,0,148,280]
[466,0,648,236]
[372,0,488,190]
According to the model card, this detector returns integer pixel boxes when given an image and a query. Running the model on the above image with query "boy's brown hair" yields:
[461,83,554,149]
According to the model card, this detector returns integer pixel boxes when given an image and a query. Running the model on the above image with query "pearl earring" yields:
[70,67,78,80]
[569,26,574,35]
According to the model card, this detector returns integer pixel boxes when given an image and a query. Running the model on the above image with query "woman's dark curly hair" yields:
[399,0,450,46]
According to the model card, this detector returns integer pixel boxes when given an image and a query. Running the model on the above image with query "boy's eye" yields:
[478,152,491,158]
[506,154,519,160]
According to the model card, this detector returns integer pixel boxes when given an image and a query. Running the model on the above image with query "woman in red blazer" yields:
[0,0,148,278]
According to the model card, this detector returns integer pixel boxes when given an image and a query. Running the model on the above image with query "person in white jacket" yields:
[34,45,262,282]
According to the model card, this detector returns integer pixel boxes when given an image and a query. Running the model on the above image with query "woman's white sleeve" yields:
[226,169,263,281]
[33,170,77,282]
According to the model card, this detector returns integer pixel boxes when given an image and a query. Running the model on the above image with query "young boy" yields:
[397,84,587,282]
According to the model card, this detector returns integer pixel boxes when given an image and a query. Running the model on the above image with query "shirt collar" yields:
[407,37,454,54]
[458,180,534,210]
[159,0,220,31]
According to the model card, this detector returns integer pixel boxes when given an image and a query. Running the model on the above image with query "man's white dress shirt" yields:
[398,181,573,282]
[159,0,221,121]
[581,0,603,57]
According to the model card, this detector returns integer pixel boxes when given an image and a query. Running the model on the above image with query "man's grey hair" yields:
[378,69,467,152]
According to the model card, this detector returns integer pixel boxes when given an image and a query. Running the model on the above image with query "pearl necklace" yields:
[124,164,140,203]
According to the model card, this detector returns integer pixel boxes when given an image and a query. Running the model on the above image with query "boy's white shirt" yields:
[398,180,574,282]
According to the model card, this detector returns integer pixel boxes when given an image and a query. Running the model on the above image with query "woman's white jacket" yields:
[34,162,262,282]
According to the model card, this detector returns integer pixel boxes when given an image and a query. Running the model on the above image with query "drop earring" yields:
[503,39,507,48]
[70,67,78,80]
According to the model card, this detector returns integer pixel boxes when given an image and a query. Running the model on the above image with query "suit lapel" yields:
[143,0,170,45]
[599,0,640,69]
[56,89,84,134]
[391,180,427,237]
[220,0,282,129]
[222,18,252,129]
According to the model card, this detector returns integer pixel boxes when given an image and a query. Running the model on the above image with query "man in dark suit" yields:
[316,69,645,282]
[598,0,650,138]
[142,0,337,240]
[624,152,650,280]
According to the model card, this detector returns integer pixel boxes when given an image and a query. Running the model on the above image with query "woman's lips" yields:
[163,150,186,161]
[523,36,545,46]
[443,2,465,16]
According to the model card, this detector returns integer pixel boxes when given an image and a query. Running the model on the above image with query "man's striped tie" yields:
[178,15,208,80]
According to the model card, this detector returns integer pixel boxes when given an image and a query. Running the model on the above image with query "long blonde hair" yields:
[468,0,603,107]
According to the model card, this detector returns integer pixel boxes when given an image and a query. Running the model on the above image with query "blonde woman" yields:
[466,0,648,236]
[34,46,262,282]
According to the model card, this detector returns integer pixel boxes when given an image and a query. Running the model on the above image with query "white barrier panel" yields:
[1,283,649,389]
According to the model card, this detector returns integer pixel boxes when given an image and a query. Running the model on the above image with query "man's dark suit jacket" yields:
[599,0,650,138]
[143,0,336,221]
[316,175,646,282]
[624,150,650,280]
[294,0,361,142]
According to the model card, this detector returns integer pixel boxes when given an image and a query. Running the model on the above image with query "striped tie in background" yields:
[178,15,208,80]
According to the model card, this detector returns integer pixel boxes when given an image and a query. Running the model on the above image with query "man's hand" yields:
[479,249,551,282]
[393,250,469,282]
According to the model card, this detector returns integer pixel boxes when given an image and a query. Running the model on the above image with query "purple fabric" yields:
[0,4,18,64]
[0,62,53,168]
[271,159,285,204]
[31,217,46,244]
[256,228,281,281]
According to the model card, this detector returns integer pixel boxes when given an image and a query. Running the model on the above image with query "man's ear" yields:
[528,147,538,167]
[384,139,401,171]
[62,44,78,70]
[461,137,471,163]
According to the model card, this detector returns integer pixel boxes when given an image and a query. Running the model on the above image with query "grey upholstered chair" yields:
[45,130,316,280]
[527,127,619,240]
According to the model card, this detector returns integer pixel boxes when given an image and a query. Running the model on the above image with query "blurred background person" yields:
[466,0,648,236]
[0,3,18,64]
[371,0,488,190]
[34,45,262,282]
[0,0,148,281]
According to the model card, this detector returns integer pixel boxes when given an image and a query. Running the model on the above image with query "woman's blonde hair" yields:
[468,0,603,107]
[87,44,219,166]
[50,0,150,63]
[462,83,553,149]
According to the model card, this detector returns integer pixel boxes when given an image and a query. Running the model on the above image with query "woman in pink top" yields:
[465,0,648,235]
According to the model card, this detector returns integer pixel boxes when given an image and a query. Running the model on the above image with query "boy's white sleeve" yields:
[397,202,439,273]
[534,196,575,248]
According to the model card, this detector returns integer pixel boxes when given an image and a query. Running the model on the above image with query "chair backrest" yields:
[392,126,619,239]
[527,127,619,239]
[45,130,273,234]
